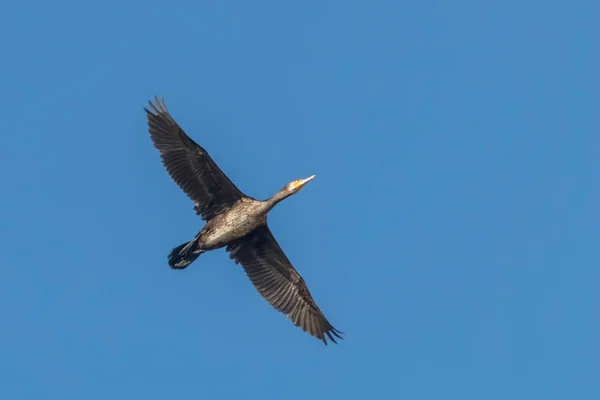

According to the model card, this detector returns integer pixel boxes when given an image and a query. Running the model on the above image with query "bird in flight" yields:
[144,97,343,345]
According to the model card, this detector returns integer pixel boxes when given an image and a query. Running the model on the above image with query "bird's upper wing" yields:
[226,225,343,344]
[145,97,245,220]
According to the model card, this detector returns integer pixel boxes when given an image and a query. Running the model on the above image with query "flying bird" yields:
[144,97,343,345]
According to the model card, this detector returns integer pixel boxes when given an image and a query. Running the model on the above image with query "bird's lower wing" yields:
[226,225,343,344]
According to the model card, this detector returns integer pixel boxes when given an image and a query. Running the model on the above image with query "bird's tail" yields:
[168,240,204,269]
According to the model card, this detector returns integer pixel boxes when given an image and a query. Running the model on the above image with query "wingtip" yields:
[151,95,167,110]
[145,96,168,115]
[324,329,344,345]
[318,325,344,345]
[332,326,345,337]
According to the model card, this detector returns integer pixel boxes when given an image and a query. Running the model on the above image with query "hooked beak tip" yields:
[296,175,316,190]
[303,175,316,185]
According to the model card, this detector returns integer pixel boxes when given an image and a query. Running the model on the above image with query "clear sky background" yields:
[0,1,597,399]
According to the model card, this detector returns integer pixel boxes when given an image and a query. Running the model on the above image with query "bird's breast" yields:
[199,205,266,249]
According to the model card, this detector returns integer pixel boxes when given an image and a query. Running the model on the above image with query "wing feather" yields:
[226,225,343,344]
[144,96,245,220]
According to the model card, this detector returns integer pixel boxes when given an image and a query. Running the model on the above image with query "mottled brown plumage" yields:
[144,97,342,345]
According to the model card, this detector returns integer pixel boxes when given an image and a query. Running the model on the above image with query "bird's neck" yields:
[265,189,292,211]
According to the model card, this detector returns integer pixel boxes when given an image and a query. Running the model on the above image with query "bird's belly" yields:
[200,216,264,249]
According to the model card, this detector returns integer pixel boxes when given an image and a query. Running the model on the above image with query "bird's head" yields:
[285,175,316,194]
[267,175,316,209]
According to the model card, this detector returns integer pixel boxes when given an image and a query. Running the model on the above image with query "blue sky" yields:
[1,0,598,398]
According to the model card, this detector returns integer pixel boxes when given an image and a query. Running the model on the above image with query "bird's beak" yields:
[297,175,316,190]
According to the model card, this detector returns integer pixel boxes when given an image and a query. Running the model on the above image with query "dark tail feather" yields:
[168,240,204,269]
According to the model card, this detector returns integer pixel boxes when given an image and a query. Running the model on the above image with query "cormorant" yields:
[144,97,343,345]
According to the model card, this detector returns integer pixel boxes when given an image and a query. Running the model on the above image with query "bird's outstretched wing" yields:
[226,225,343,344]
[145,97,245,220]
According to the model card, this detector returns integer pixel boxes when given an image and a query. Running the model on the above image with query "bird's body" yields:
[167,197,270,269]
[195,198,269,251]
[144,97,342,345]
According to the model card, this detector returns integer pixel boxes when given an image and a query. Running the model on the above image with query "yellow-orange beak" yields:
[295,175,316,190]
